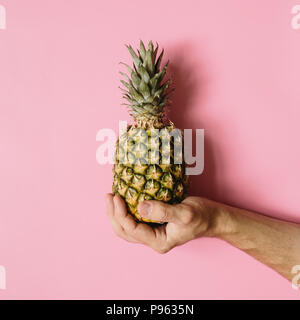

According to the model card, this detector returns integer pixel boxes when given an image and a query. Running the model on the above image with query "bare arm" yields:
[106,194,300,282]
[215,203,300,281]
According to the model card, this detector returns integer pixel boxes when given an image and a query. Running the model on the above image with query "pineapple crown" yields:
[120,40,173,127]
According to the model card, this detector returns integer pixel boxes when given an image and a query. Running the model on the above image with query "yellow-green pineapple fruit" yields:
[113,40,189,223]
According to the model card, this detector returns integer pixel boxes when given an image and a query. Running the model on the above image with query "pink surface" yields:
[0,0,300,299]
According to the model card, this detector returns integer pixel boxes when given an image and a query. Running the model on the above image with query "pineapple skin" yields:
[113,125,189,224]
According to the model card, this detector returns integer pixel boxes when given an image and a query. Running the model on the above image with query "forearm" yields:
[210,201,300,281]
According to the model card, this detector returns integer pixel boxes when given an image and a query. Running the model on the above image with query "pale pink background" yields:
[0,0,300,299]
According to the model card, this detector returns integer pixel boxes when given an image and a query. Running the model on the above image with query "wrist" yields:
[204,199,237,238]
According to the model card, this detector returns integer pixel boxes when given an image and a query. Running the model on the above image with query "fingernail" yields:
[138,201,152,217]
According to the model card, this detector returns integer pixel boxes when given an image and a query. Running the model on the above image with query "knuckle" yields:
[155,243,170,254]
[183,212,194,224]
[124,219,135,233]
[179,204,194,224]
[156,248,167,254]
[114,226,124,238]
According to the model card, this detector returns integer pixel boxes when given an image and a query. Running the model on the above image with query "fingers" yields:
[113,195,136,232]
[105,194,167,249]
[113,195,165,247]
[138,200,194,224]
[105,193,114,217]
[105,194,204,254]
[105,193,118,229]
[105,194,137,243]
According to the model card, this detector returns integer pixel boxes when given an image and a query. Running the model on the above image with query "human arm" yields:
[105,194,300,281]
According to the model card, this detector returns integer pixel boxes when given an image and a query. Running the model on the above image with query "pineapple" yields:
[113,40,188,223]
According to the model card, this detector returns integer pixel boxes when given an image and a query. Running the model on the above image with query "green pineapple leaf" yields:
[119,71,130,82]
[148,40,154,52]
[149,73,160,93]
[138,81,151,100]
[119,62,134,74]
[126,45,141,70]
[139,40,146,61]
[120,79,130,89]
[129,85,144,104]
[137,64,150,84]
[157,60,169,84]
[131,71,141,90]
[155,49,164,72]
[120,41,173,118]
[153,42,159,64]
[143,49,155,76]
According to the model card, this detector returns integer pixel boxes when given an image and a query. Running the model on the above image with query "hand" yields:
[105,194,223,254]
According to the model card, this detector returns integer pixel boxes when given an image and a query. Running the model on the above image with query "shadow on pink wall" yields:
[165,41,219,202]
[165,41,300,224]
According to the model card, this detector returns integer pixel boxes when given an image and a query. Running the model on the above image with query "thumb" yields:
[138,200,183,223]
